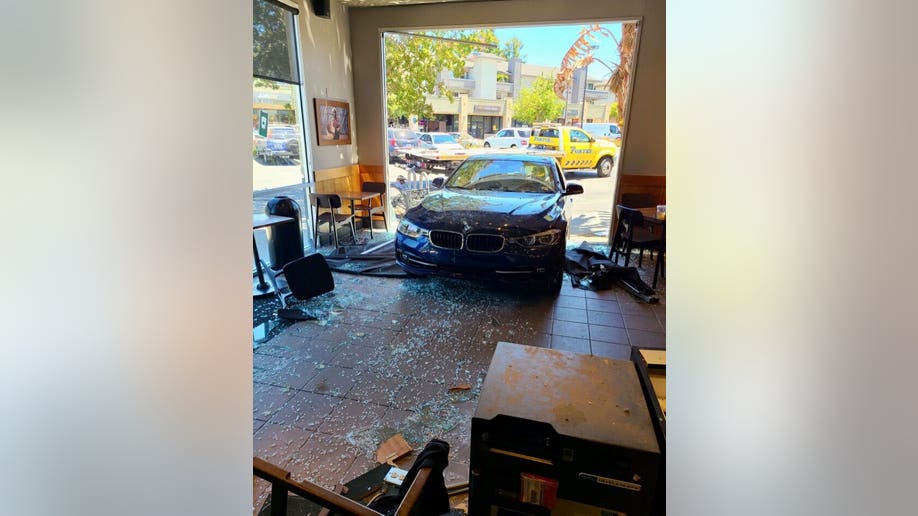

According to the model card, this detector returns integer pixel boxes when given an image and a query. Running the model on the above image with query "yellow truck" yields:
[400,124,617,177]
[528,125,619,177]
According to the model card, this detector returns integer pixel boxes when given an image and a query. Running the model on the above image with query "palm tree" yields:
[554,23,637,125]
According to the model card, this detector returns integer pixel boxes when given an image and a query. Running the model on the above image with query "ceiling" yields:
[338,0,486,7]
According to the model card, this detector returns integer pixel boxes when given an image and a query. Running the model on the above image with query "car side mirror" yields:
[563,183,584,196]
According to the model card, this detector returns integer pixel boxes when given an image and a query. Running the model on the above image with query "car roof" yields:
[465,153,554,164]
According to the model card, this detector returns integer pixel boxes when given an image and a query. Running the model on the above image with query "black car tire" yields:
[483,142,491,148]
[510,144,517,148]
[542,266,564,294]
[596,156,614,177]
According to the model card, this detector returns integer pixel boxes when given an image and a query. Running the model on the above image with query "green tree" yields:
[385,29,498,120]
[608,102,619,122]
[254,78,280,90]
[498,37,526,61]
[253,0,298,83]
[512,76,565,125]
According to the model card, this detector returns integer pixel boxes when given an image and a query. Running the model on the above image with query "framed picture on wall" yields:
[314,98,352,146]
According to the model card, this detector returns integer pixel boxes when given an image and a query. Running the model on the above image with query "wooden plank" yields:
[253,456,383,516]
[359,164,386,184]
[315,164,360,195]
[619,173,666,206]
[315,164,357,182]
[394,467,432,516]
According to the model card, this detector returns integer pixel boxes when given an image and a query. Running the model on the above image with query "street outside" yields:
[253,154,619,246]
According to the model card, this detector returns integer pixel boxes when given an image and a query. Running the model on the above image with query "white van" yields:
[581,123,622,142]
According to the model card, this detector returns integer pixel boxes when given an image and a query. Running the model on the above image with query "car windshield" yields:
[432,134,458,144]
[518,130,531,138]
[393,129,417,139]
[447,159,556,193]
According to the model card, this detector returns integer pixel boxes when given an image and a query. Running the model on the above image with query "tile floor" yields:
[252,258,665,514]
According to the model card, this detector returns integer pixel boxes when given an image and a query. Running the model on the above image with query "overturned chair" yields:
[266,253,336,320]
[255,439,452,516]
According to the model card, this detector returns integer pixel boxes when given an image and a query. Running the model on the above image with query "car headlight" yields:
[397,219,429,239]
[509,228,562,247]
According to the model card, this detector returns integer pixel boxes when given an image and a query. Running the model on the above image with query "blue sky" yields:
[494,23,622,73]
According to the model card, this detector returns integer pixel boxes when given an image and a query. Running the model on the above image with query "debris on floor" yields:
[322,238,408,277]
[254,246,665,510]
[376,433,412,465]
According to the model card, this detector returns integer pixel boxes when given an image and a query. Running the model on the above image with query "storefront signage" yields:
[258,111,269,137]
[473,104,501,114]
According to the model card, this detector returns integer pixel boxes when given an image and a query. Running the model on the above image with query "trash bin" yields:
[265,196,304,270]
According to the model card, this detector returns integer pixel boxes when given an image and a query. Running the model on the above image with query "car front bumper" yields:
[394,232,564,281]
[259,148,293,158]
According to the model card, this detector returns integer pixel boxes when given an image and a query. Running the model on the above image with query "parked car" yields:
[394,154,583,292]
[581,122,622,145]
[418,132,465,153]
[254,125,300,160]
[449,132,484,148]
[387,127,420,163]
[483,127,532,149]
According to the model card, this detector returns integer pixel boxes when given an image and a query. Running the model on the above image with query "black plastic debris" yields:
[564,242,659,303]
[369,439,451,516]
[277,308,318,321]
[323,238,411,278]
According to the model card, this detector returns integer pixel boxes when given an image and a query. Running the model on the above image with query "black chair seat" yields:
[265,253,335,312]
[611,205,663,270]
[630,226,659,244]
[310,193,356,248]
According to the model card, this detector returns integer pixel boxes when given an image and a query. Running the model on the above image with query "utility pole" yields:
[581,45,599,127]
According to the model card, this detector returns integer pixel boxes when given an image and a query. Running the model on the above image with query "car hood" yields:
[407,188,565,231]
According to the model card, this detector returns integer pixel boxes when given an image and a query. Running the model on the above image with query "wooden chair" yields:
[351,182,388,238]
[254,457,432,516]
[611,205,663,268]
[310,193,356,248]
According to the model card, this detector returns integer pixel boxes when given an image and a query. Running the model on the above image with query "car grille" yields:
[430,230,463,249]
[466,234,504,253]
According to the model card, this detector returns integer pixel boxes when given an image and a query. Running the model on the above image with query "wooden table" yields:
[637,207,665,225]
[636,207,665,289]
[253,214,294,297]
[337,191,382,234]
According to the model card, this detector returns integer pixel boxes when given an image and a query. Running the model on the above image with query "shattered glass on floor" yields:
[253,247,665,514]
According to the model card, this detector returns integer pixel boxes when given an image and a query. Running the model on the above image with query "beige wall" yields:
[296,0,357,171]
[348,0,665,176]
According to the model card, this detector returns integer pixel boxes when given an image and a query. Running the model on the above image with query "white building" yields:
[421,52,615,137]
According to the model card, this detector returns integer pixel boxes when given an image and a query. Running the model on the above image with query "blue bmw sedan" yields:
[394,154,583,292]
